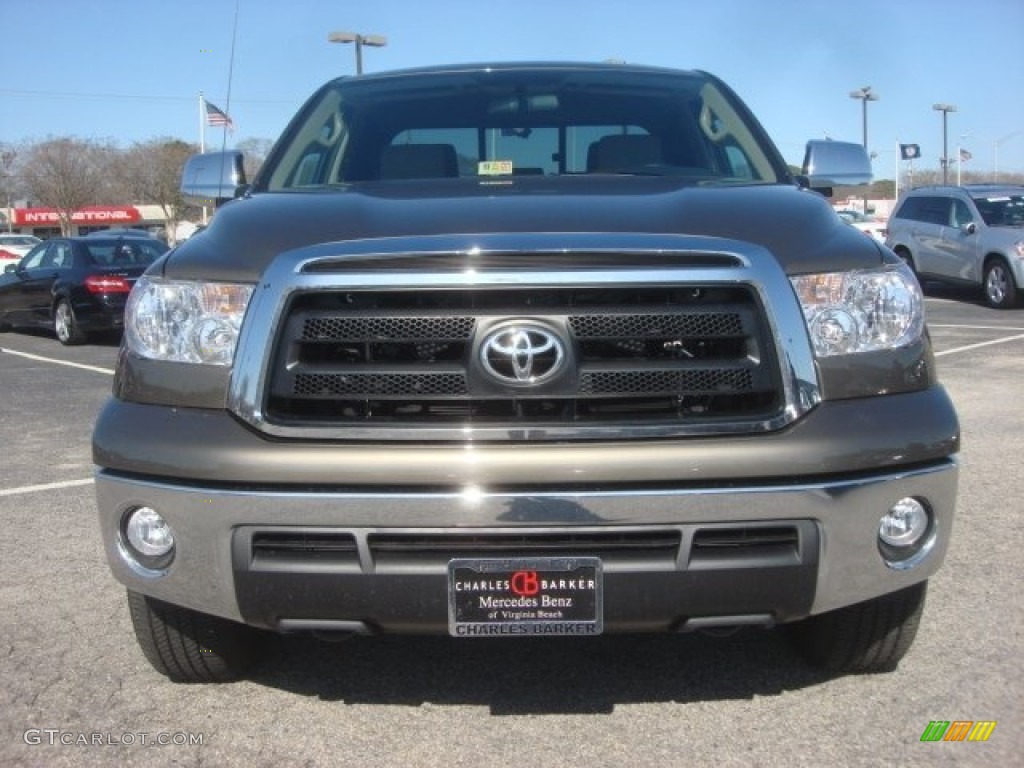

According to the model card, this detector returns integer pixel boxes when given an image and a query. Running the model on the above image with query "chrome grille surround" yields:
[227,233,820,441]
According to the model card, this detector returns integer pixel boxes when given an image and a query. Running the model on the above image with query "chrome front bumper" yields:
[96,458,958,630]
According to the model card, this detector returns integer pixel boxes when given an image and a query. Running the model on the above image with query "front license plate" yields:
[447,557,603,637]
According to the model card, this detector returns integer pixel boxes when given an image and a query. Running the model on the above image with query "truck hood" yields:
[165,177,884,282]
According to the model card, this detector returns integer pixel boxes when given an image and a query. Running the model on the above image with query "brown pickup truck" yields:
[93,62,959,682]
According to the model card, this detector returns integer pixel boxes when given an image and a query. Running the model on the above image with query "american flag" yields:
[204,99,235,131]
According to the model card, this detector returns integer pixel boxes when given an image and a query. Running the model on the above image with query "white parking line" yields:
[935,333,1024,357]
[0,348,108,497]
[930,324,1024,332]
[0,477,95,497]
[0,347,115,375]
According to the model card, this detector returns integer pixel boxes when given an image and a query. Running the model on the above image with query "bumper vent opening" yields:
[368,530,682,568]
[238,522,815,578]
[690,525,802,567]
[250,532,360,569]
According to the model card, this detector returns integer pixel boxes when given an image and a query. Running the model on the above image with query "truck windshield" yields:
[260,67,784,191]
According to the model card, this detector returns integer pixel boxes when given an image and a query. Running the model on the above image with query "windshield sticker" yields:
[478,160,513,176]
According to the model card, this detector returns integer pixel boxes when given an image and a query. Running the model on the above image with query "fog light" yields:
[125,507,175,558]
[878,498,935,570]
[879,498,929,548]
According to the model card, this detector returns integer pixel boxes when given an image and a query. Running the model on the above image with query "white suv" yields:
[885,185,1024,308]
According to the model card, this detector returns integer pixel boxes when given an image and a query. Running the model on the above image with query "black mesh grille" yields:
[294,372,468,397]
[302,316,474,341]
[264,284,782,436]
[570,312,744,338]
[580,368,754,395]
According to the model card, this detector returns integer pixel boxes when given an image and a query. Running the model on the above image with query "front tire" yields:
[786,581,927,674]
[127,590,268,683]
[54,299,86,345]
[983,258,1019,309]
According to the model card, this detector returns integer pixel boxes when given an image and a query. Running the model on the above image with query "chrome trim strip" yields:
[678,614,776,630]
[227,233,819,440]
[277,619,373,634]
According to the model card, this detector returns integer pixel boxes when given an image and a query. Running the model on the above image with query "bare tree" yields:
[0,142,24,232]
[21,137,119,235]
[117,138,198,244]
[236,136,275,182]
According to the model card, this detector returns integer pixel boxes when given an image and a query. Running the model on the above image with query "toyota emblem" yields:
[479,325,565,385]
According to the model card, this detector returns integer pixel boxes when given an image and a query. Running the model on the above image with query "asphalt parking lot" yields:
[1,284,1021,767]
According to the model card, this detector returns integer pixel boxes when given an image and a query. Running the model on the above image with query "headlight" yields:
[125,276,254,365]
[790,264,924,357]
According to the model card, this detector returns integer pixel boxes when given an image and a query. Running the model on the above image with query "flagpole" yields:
[199,92,208,224]
[895,140,900,202]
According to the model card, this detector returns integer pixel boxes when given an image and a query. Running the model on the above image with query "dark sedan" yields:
[0,236,168,345]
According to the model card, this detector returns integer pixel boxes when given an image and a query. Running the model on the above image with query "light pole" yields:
[932,103,957,185]
[850,87,878,212]
[328,31,387,75]
[849,86,878,151]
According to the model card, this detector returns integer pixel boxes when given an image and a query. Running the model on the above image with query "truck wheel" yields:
[785,581,927,674]
[54,299,87,345]
[983,258,1019,309]
[127,590,267,683]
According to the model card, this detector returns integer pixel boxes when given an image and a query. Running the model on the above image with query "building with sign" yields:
[2,204,175,239]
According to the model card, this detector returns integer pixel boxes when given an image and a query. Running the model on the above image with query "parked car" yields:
[0,236,169,344]
[85,228,159,239]
[0,234,43,268]
[885,185,1024,308]
[835,209,887,242]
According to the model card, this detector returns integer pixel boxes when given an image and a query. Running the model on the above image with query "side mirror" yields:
[180,151,247,207]
[963,222,977,235]
[4,263,17,274]
[799,140,873,195]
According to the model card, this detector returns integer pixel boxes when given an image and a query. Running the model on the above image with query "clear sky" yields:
[2,0,1023,178]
